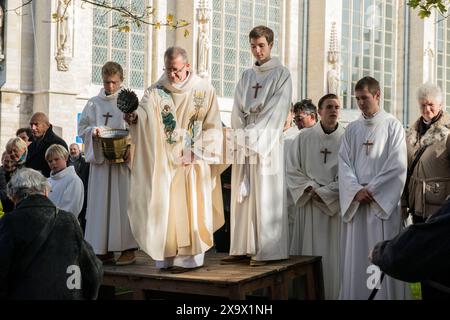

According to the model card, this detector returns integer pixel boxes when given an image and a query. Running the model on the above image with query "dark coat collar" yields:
[15,194,55,211]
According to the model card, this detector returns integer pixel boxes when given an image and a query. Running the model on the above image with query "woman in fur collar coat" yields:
[403,83,450,224]
[403,83,450,300]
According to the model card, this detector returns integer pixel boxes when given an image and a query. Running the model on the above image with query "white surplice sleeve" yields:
[286,133,320,207]
[78,100,105,164]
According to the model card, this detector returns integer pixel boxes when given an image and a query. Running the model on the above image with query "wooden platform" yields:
[102,252,324,300]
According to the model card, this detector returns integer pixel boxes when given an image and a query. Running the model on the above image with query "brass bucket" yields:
[99,129,130,163]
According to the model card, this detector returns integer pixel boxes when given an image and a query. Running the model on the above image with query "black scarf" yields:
[418,110,443,138]
[320,122,338,135]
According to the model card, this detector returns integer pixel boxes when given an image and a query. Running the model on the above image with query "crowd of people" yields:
[0,24,449,300]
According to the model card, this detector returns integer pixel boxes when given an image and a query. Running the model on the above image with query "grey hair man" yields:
[0,168,102,299]
[293,99,318,130]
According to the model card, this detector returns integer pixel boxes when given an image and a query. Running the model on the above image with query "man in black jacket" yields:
[26,112,68,177]
[370,200,450,300]
[0,168,103,299]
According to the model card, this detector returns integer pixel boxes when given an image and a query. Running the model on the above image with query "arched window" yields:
[92,0,147,90]
[211,0,284,98]
[341,0,396,111]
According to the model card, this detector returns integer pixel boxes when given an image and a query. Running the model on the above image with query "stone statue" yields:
[327,64,340,95]
[424,42,435,83]
[196,0,211,79]
[55,0,71,71]
[197,22,210,77]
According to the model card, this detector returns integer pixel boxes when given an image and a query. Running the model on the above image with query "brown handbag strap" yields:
[404,145,428,209]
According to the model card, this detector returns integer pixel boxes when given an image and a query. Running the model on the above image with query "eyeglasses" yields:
[163,64,187,76]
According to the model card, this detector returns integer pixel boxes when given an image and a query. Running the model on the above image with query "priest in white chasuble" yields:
[126,47,224,272]
[78,61,138,265]
[223,26,292,266]
[286,94,344,299]
[338,76,411,300]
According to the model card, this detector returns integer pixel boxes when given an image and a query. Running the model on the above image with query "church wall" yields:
[0,0,35,150]
[151,0,170,84]
[306,0,326,105]
[408,10,431,125]
[174,0,196,68]
[305,0,342,113]
[393,1,405,124]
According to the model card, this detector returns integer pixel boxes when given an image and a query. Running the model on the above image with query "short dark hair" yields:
[355,76,380,96]
[249,25,274,45]
[293,99,317,118]
[102,61,124,81]
[318,94,339,109]
[16,127,33,140]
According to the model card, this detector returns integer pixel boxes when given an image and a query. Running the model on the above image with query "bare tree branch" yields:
[7,0,190,35]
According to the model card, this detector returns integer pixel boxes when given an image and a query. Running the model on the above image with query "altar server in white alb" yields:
[78,61,137,265]
[286,93,344,299]
[223,26,292,266]
[338,76,411,300]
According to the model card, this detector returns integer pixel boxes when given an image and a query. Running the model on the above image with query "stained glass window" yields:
[341,0,396,111]
[92,0,146,89]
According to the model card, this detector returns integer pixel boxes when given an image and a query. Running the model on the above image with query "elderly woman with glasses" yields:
[0,168,103,299]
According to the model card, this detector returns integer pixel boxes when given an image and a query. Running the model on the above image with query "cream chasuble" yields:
[127,72,224,264]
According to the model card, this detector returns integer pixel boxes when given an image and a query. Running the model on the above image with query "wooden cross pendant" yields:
[252,83,262,99]
[103,112,113,126]
[320,148,331,164]
[363,140,374,155]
